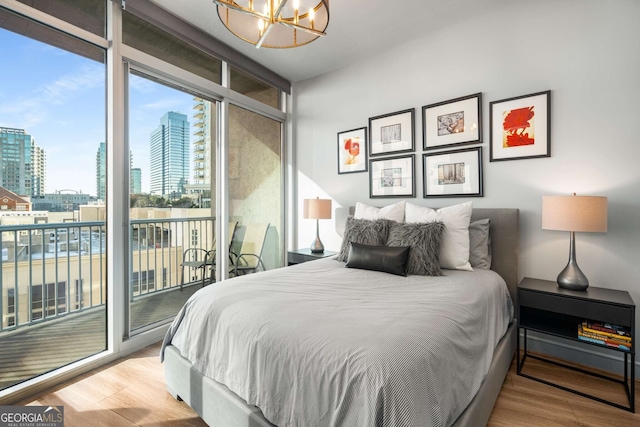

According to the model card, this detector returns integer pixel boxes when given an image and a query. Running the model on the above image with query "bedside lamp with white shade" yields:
[541,193,608,291]
[303,198,332,253]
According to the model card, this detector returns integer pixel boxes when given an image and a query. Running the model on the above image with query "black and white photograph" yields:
[423,147,482,197]
[381,167,403,187]
[381,123,402,144]
[369,154,415,198]
[423,93,482,150]
[437,111,465,136]
[438,162,465,184]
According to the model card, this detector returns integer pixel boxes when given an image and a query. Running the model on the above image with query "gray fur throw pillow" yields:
[386,221,446,276]
[337,218,393,262]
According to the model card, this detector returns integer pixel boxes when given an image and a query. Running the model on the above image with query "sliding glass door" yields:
[127,71,217,334]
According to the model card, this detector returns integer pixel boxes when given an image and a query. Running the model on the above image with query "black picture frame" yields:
[422,93,482,150]
[369,154,416,199]
[337,127,368,174]
[489,90,551,161]
[368,108,415,157]
[422,147,483,198]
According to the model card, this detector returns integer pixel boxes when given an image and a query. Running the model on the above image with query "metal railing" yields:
[129,216,214,300]
[0,216,215,332]
[0,221,105,332]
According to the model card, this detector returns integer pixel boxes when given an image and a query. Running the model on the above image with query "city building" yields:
[0,186,31,211]
[0,127,46,197]
[184,98,213,208]
[31,140,45,197]
[96,142,106,201]
[131,167,142,195]
[31,191,92,212]
[149,112,190,200]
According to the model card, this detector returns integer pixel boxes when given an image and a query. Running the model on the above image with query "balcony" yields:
[0,216,215,391]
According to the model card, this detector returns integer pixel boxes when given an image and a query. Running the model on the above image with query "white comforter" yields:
[162,258,513,427]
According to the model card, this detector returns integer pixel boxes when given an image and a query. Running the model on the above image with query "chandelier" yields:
[214,0,329,49]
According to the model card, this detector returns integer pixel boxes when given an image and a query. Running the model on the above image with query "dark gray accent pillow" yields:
[469,218,491,270]
[386,221,445,276]
[346,243,410,277]
[337,218,392,262]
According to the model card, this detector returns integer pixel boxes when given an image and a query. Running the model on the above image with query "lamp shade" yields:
[542,194,607,233]
[303,198,332,220]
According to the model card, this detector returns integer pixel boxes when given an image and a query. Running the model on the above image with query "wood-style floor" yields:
[17,343,640,426]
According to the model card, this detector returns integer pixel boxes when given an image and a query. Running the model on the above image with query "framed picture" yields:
[337,127,368,174]
[422,93,482,150]
[489,90,551,161]
[368,108,415,157]
[423,147,483,198]
[369,154,415,198]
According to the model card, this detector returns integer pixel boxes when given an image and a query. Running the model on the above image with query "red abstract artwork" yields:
[502,106,535,147]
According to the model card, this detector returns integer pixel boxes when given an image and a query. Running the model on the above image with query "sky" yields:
[0,28,195,196]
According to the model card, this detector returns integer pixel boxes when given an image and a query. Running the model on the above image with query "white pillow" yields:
[354,201,405,222]
[405,201,473,271]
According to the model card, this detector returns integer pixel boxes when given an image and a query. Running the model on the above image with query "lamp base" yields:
[310,237,324,254]
[557,262,589,291]
[310,218,324,253]
[557,231,589,291]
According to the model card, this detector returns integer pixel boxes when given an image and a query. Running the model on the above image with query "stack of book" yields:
[577,320,632,351]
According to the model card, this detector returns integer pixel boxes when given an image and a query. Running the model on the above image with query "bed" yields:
[162,208,519,427]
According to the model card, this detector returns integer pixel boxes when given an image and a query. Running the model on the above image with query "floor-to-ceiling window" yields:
[0,0,288,402]
[0,5,107,391]
[228,104,283,272]
[127,71,218,334]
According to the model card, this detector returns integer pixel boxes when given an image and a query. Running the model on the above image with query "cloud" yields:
[0,64,104,131]
[129,74,156,93]
[39,64,104,104]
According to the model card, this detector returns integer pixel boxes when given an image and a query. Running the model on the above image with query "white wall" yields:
[293,0,640,372]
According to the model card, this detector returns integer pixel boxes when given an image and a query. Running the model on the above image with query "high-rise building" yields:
[150,112,190,199]
[131,168,142,194]
[31,140,46,197]
[0,127,46,197]
[184,97,214,208]
[96,142,106,200]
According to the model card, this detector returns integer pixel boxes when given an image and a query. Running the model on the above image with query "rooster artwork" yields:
[343,136,361,165]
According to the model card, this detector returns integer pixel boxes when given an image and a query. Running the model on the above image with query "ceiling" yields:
[149,0,507,83]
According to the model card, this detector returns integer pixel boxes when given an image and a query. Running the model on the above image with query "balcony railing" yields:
[0,216,215,333]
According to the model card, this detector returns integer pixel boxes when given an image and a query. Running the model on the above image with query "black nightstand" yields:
[287,248,337,266]
[517,277,635,412]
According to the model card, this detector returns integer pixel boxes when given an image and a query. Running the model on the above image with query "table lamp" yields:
[303,198,332,253]
[541,193,608,291]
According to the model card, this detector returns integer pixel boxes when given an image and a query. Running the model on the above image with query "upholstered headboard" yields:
[346,207,520,304]
[470,209,519,304]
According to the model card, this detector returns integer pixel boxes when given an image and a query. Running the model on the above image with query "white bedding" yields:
[162,258,513,427]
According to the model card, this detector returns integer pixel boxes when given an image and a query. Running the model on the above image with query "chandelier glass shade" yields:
[214,0,329,48]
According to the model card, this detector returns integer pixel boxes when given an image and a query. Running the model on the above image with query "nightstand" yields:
[517,277,635,412]
[287,248,337,266]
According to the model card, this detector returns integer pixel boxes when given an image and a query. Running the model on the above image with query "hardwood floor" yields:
[17,343,640,426]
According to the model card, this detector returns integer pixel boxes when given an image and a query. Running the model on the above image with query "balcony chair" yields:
[180,221,237,290]
[230,222,270,277]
